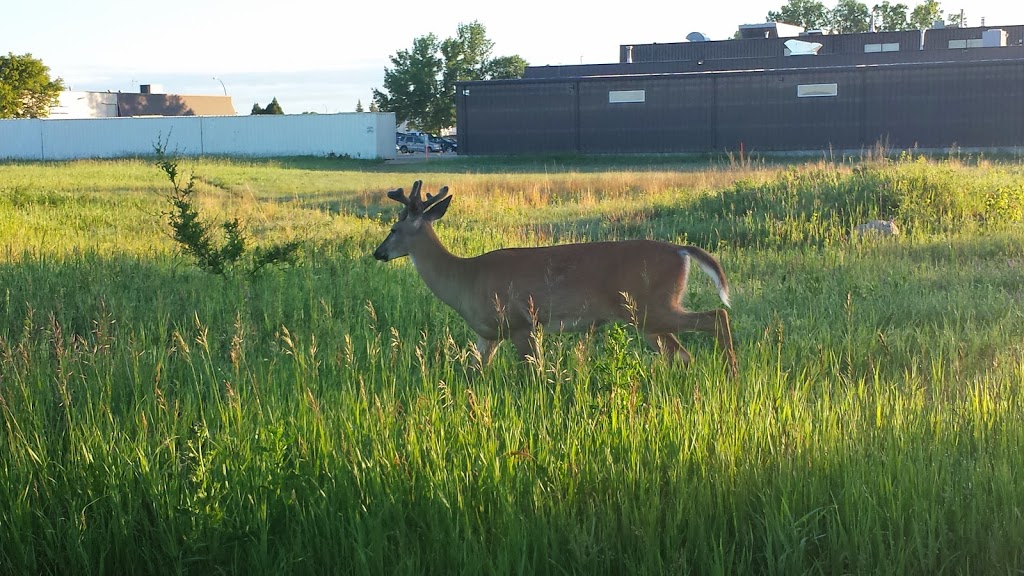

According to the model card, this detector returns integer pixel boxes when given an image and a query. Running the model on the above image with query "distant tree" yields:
[355,99,364,112]
[369,101,379,112]
[264,97,284,115]
[766,0,944,33]
[767,0,830,29]
[373,21,526,134]
[946,9,963,27]
[909,0,942,28]
[0,52,65,119]
[251,98,284,115]
[873,1,910,30]
[829,0,871,32]
[483,55,528,80]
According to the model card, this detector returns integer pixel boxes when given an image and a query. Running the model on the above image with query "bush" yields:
[676,157,1024,249]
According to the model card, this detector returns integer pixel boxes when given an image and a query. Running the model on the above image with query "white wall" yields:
[0,120,43,160]
[0,113,397,161]
[49,91,119,119]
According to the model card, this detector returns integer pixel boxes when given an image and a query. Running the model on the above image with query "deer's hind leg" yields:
[645,333,692,366]
[645,308,737,377]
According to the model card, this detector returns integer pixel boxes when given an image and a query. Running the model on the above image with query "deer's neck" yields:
[408,225,470,306]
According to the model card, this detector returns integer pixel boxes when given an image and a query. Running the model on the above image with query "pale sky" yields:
[4,0,1022,114]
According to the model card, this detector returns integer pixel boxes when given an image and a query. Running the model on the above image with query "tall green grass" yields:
[1,155,1023,574]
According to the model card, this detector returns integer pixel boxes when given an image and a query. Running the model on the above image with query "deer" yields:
[373,180,738,377]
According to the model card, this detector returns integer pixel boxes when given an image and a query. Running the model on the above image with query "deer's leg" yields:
[510,328,539,363]
[474,336,499,369]
[646,308,737,377]
[645,333,692,366]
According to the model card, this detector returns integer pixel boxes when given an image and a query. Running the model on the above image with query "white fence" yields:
[0,113,397,161]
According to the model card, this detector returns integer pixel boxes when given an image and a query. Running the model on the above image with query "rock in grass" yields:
[855,219,900,237]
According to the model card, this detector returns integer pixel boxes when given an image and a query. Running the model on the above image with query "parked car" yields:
[429,135,458,153]
[396,132,441,154]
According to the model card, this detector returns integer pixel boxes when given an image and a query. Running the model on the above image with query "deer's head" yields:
[373,180,452,262]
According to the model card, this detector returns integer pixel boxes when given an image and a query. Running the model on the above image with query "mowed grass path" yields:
[1,154,1023,574]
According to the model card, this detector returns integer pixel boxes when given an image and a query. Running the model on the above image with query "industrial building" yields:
[50,84,236,119]
[454,23,1024,155]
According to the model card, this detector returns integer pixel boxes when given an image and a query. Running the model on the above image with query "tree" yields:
[372,34,442,131]
[829,0,871,33]
[909,0,942,28]
[873,1,909,31]
[355,99,364,112]
[250,97,284,115]
[483,55,528,80]
[372,21,526,135]
[264,97,284,115]
[767,0,830,29]
[765,0,943,33]
[0,52,65,119]
[369,101,379,113]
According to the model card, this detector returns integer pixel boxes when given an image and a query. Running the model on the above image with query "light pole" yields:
[212,77,227,96]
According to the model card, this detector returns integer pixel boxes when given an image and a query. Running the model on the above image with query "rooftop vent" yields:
[686,32,711,42]
[784,39,823,55]
[737,22,804,39]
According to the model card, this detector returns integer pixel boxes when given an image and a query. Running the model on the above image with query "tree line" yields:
[767,0,961,33]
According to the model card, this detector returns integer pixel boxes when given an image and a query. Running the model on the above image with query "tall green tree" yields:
[355,99,364,112]
[829,0,871,33]
[767,0,830,29]
[873,1,910,30]
[372,33,442,131]
[909,0,942,28]
[372,21,526,135]
[0,52,65,119]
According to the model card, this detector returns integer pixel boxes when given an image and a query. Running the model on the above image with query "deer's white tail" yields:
[679,247,731,308]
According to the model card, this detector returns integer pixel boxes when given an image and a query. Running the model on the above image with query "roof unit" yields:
[737,22,804,39]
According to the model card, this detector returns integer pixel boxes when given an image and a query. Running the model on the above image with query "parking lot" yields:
[387,152,459,164]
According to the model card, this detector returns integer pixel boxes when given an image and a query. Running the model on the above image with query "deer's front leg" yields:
[510,328,540,363]
[474,336,498,370]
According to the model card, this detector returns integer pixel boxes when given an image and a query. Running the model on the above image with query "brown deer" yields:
[373,180,737,376]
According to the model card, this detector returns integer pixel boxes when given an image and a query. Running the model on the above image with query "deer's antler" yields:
[387,180,449,220]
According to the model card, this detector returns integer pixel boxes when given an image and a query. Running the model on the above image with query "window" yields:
[949,39,984,48]
[797,83,838,98]
[865,42,901,52]
[609,90,645,104]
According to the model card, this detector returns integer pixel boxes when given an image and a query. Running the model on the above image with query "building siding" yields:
[457,57,1024,155]
[0,113,397,161]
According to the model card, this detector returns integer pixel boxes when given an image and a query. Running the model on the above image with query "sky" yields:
[4,0,1023,115]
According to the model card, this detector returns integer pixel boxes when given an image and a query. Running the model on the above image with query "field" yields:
[1,152,1023,574]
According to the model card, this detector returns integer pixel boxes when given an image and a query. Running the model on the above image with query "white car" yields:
[396,133,441,154]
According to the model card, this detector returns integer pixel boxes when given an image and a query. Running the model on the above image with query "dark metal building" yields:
[456,24,1024,155]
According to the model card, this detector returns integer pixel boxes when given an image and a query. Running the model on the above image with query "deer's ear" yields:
[423,195,452,222]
